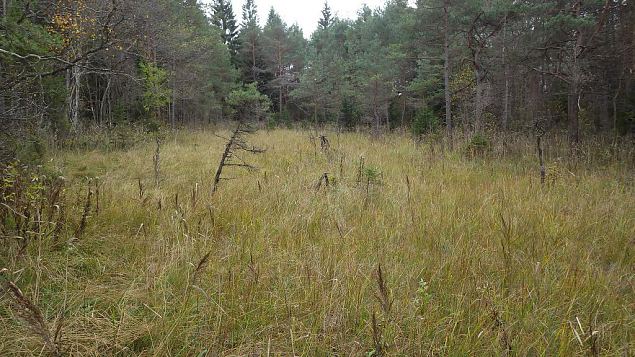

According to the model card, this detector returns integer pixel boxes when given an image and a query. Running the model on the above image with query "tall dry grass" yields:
[0,128,633,355]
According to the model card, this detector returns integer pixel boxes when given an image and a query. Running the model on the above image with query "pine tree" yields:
[211,0,240,62]
[262,9,307,113]
[238,0,263,84]
[318,1,333,29]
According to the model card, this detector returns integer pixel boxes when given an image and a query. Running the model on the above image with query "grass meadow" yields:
[1,128,633,356]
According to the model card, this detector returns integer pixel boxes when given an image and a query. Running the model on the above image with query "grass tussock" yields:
[0,128,633,355]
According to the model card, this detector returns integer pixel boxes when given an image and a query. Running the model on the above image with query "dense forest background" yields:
[1,0,634,161]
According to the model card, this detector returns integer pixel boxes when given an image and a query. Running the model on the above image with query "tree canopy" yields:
[1,0,632,158]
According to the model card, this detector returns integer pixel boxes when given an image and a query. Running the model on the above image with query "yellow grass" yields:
[1,128,634,355]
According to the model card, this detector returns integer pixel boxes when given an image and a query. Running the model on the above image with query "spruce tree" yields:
[241,0,258,28]
[318,1,333,29]
[211,0,240,62]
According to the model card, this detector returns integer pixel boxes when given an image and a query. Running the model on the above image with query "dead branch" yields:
[212,124,265,195]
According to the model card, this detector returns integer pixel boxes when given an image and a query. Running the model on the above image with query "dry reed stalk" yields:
[191,251,211,286]
[374,264,392,315]
[491,307,512,355]
[247,253,260,284]
[137,178,144,199]
[94,180,100,215]
[356,156,365,184]
[1,268,61,355]
[191,183,199,208]
[75,185,92,239]
[371,312,384,356]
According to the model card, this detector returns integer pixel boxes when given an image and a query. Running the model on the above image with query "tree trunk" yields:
[0,0,5,122]
[68,64,82,132]
[569,31,583,145]
[567,79,580,144]
[400,95,406,127]
[612,75,623,136]
[170,61,177,128]
[278,44,283,113]
[443,0,452,136]
[373,78,380,133]
[568,1,583,146]
[171,91,176,128]
[502,15,510,130]
[99,76,111,127]
[279,87,283,113]
[251,40,257,83]
[474,48,484,133]
[0,70,5,121]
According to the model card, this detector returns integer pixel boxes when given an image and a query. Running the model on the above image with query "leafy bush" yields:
[139,61,172,120]
[16,136,46,164]
[267,114,279,129]
[143,118,162,133]
[411,107,439,136]
[465,133,491,157]
[1,161,66,251]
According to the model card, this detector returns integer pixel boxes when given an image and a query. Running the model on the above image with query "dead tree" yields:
[153,136,161,187]
[212,124,265,194]
[535,121,546,185]
[319,135,330,152]
[537,136,546,185]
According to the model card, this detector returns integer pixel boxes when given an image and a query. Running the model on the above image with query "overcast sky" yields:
[226,0,389,37]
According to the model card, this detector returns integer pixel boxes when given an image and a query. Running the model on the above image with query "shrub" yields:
[340,97,362,129]
[1,161,66,251]
[270,110,292,129]
[411,107,439,137]
[140,61,171,121]
[465,132,491,157]
[15,136,46,164]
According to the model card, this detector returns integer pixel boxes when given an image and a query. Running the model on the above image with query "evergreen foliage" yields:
[211,0,240,62]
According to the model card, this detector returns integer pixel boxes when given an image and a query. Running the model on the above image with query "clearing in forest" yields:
[1,129,633,355]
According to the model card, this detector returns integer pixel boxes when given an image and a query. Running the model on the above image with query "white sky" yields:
[227,0,389,37]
